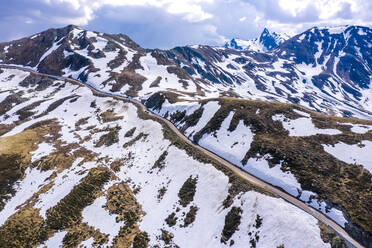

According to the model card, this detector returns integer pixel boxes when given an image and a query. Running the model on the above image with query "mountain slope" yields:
[0,25,205,99]
[145,91,372,247]
[0,67,344,248]
[161,25,372,120]
[1,25,371,120]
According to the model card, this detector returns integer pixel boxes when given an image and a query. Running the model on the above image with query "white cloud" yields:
[1,0,371,47]
[239,16,247,22]
[43,0,214,25]
[277,0,358,19]
[243,0,372,36]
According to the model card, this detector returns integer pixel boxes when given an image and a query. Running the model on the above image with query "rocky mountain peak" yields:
[224,28,289,52]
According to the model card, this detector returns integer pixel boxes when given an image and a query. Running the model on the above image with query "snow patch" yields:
[273,114,342,136]
[184,101,220,137]
[35,159,96,218]
[30,142,55,162]
[82,196,122,246]
[199,112,254,166]
[37,231,67,248]
[323,141,372,174]
[0,168,53,226]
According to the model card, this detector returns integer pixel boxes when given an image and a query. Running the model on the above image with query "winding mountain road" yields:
[0,64,363,248]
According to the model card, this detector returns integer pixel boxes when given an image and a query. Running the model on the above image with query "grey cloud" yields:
[0,0,371,48]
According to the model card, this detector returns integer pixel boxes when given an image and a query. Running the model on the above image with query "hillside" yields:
[161,25,372,119]
[145,91,372,247]
[0,67,347,248]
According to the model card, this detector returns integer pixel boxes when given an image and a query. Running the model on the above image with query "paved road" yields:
[0,64,363,248]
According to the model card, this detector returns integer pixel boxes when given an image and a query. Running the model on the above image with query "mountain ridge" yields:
[224,28,290,52]
[1,24,371,120]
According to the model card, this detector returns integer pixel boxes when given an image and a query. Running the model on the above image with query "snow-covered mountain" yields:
[163,25,372,120]
[0,24,372,247]
[224,28,290,52]
[0,25,371,119]
[0,67,342,248]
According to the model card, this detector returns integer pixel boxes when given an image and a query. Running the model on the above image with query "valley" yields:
[0,23,371,247]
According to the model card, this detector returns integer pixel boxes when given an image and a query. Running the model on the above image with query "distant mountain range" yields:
[224,28,290,52]
[1,24,370,119]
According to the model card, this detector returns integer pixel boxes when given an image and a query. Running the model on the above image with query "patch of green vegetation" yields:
[151,151,168,171]
[61,223,98,248]
[0,124,14,136]
[149,76,162,88]
[180,106,204,132]
[0,120,58,210]
[178,176,198,207]
[45,95,78,113]
[15,99,46,121]
[221,207,242,244]
[169,110,186,123]
[111,70,147,97]
[0,154,23,210]
[46,167,111,230]
[165,212,178,227]
[132,231,149,248]
[160,229,174,245]
[110,159,124,172]
[123,132,148,148]
[157,186,167,201]
[166,66,191,80]
[124,127,136,137]
[0,92,27,116]
[318,222,347,248]
[183,205,198,227]
[107,182,146,248]
[254,215,263,229]
[92,233,109,247]
[106,182,144,224]
[75,117,90,129]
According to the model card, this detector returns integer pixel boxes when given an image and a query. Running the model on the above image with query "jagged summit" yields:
[224,28,290,52]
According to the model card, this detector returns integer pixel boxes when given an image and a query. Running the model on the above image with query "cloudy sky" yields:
[1,0,371,48]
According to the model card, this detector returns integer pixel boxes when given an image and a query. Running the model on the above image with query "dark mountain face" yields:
[276,25,372,100]
[259,28,279,50]
[0,25,144,77]
[224,38,242,50]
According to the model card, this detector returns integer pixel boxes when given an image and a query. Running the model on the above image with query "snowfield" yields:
[150,100,351,230]
[199,112,254,166]
[272,113,342,136]
[184,101,220,137]
[323,141,372,174]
